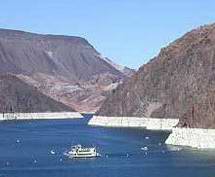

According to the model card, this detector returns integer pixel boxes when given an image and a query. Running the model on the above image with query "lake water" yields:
[0,115,215,177]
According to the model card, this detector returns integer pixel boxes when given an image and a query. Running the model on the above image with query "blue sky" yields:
[0,0,215,69]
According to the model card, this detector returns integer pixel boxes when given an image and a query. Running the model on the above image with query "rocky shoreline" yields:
[88,116,215,149]
[0,112,83,121]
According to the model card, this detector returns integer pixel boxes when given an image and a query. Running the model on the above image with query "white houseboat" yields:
[67,145,100,158]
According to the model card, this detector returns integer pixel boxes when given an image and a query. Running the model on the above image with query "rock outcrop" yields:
[0,74,73,113]
[98,23,215,128]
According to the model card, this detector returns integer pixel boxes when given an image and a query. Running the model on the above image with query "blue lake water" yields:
[0,115,215,177]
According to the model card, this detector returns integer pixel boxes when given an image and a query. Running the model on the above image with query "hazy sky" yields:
[0,0,215,69]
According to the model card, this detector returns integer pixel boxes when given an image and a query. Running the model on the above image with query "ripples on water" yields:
[0,115,215,177]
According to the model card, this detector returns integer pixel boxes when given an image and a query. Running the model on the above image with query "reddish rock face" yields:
[98,24,215,128]
[0,29,134,112]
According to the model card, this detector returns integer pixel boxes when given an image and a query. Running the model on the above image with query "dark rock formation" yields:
[0,28,134,112]
[0,74,73,113]
[98,23,215,128]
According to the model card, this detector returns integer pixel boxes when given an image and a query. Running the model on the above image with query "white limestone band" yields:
[0,112,83,120]
[165,128,215,149]
[88,116,179,131]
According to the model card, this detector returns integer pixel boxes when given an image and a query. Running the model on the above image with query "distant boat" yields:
[141,146,148,151]
[167,146,182,152]
[50,150,56,155]
[67,144,100,158]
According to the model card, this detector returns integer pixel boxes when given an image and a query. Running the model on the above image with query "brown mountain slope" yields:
[0,29,134,112]
[0,74,73,112]
[98,23,215,128]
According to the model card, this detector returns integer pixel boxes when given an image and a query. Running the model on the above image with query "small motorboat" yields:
[50,150,56,155]
[67,145,100,158]
[141,146,148,151]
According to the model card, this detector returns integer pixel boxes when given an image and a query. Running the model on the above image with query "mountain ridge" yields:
[0,28,134,112]
[97,23,215,128]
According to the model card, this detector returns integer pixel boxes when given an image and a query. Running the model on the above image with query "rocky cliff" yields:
[0,29,134,112]
[98,23,215,128]
[0,74,73,112]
